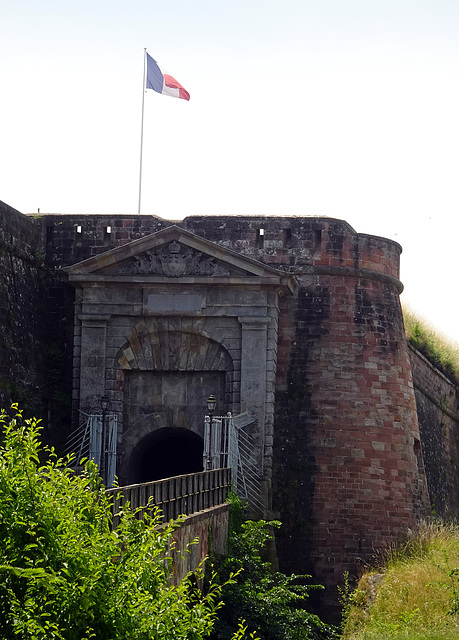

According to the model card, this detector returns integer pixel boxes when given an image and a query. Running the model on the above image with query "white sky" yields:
[1,0,458,342]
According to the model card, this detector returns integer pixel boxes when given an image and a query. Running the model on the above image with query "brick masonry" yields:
[2,203,458,616]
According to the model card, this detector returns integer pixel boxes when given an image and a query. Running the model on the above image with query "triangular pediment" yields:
[64,226,296,289]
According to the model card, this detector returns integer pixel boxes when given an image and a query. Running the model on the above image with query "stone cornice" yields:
[67,273,296,290]
[302,264,404,293]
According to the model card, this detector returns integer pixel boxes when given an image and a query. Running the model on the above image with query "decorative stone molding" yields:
[119,242,235,278]
[116,319,233,372]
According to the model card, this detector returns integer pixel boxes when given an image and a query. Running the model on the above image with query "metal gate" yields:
[203,413,264,513]
[65,413,118,488]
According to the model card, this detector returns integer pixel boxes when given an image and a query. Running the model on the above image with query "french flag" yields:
[146,53,190,101]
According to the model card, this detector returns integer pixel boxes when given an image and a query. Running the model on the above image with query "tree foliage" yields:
[210,495,337,640]
[0,405,240,640]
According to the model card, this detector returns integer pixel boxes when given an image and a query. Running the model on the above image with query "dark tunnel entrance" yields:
[131,427,204,483]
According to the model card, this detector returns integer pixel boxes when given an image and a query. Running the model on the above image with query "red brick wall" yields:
[270,221,430,617]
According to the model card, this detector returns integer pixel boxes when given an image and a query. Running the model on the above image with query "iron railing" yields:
[105,467,231,528]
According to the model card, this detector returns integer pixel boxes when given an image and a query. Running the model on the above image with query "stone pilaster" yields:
[78,314,111,412]
[238,316,270,462]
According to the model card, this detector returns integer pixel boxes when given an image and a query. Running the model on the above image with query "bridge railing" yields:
[106,468,231,528]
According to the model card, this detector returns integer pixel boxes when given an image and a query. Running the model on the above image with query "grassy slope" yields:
[403,305,459,381]
[340,523,459,640]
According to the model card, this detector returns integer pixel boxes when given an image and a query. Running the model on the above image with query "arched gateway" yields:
[115,324,232,484]
[64,225,296,506]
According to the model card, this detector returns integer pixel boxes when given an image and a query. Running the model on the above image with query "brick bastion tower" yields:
[0,203,432,616]
[180,216,431,614]
[263,218,431,614]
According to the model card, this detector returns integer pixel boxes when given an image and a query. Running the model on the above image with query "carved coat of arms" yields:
[120,241,231,277]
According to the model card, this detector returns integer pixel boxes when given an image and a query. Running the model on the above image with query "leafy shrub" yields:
[0,405,241,640]
[210,495,337,640]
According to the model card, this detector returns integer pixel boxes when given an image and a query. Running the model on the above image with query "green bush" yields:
[210,495,337,640]
[0,405,243,640]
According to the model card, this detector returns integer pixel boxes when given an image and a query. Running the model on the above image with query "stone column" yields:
[78,314,111,412]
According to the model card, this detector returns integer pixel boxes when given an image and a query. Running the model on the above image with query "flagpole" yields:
[138,47,147,215]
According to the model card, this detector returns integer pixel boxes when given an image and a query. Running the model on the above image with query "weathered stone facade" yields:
[2,202,459,616]
[0,201,47,412]
[64,225,295,495]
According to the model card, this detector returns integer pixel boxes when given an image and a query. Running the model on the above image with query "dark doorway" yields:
[131,427,204,483]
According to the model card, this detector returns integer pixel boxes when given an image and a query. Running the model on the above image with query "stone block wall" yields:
[0,201,48,415]
[170,503,230,585]
[36,213,401,279]
[409,346,459,518]
[41,214,171,268]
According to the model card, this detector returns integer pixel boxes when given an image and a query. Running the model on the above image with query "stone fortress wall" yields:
[0,202,48,416]
[2,201,459,614]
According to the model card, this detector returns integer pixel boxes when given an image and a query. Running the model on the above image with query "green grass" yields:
[344,630,459,640]
[403,305,459,381]
[341,522,459,640]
